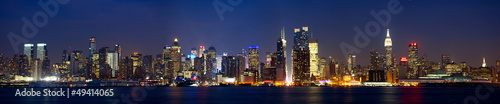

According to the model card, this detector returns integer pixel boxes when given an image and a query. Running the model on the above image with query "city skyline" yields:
[1,0,500,67]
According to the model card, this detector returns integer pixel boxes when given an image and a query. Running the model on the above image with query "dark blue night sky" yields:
[1,0,500,67]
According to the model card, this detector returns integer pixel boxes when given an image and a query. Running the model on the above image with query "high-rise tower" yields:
[308,38,319,77]
[384,28,393,70]
[293,27,310,50]
[89,37,96,59]
[408,43,418,74]
[249,45,259,71]
[24,44,34,65]
[276,27,287,83]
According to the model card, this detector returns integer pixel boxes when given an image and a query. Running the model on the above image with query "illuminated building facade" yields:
[293,48,310,83]
[24,44,34,66]
[370,49,380,70]
[89,37,96,60]
[308,38,319,77]
[36,43,50,77]
[107,50,118,77]
[265,52,272,67]
[347,54,356,75]
[293,26,309,50]
[319,58,326,78]
[408,43,419,78]
[206,46,217,82]
[384,28,393,70]
[170,38,182,77]
[248,45,259,72]
[131,52,142,78]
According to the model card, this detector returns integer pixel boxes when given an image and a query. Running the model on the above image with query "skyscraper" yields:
[72,50,84,78]
[265,52,272,67]
[223,56,238,78]
[384,27,393,70]
[98,47,109,79]
[399,57,409,79]
[308,38,319,77]
[170,38,182,77]
[370,49,380,70]
[142,55,153,78]
[249,45,259,72]
[198,45,205,58]
[36,43,50,77]
[24,44,34,65]
[293,26,310,50]
[115,44,121,70]
[347,54,356,75]
[36,43,47,61]
[319,57,326,78]
[292,48,310,83]
[107,50,118,77]
[276,27,287,83]
[131,52,142,78]
[89,37,96,59]
[408,43,418,77]
[206,46,217,82]
[236,53,246,83]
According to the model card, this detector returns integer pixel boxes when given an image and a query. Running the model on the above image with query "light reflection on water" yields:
[1,87,500,104]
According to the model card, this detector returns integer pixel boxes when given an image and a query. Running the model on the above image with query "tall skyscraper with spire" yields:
[384,27,393,70]
[276,27,287,83]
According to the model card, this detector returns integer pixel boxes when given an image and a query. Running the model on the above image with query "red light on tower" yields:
[410,43,417,46]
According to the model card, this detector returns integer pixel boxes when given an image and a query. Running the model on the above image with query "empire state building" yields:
[384,28,393,70]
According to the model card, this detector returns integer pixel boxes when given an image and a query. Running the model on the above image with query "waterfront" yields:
[1,87,500,104]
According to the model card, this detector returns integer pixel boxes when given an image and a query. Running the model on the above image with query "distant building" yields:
[441,54,451,70]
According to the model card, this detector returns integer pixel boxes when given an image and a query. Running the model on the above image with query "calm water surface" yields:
[1,87,499,104]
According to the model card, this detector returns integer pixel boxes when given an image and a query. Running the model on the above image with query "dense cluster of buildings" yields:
[1,26,499,86]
